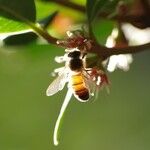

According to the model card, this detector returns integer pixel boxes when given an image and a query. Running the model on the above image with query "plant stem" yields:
[48,0,149,25]
[1,3,149,59]
[90,42,150,60]
[49,0,85,12]
[53,89,72,146]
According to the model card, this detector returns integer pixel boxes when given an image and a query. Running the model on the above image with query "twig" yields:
[90,42,150,60]
[141,0,150,16]
[53,88,72,146]
[50,0,85,12]
[48,0,149,25]
[2,1,149,57]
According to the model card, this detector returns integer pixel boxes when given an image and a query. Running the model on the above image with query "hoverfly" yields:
[46,48,94,102]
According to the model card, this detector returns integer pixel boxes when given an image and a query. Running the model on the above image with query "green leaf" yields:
[3,31,37,45]
[93,19,115,44]
[3,11,58,45]
[0,0,36,32]
[86,0,119,23]
[39,11,58,29]
[36,0,84,21]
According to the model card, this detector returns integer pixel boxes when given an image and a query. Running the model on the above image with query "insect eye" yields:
[68,51,81,58]
[68,52,73,57]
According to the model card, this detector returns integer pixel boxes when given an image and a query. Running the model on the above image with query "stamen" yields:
[96,76,101,86]
[53,89,73,146]
[66,31,73,37]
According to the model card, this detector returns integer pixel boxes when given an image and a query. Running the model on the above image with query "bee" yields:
[46,48,93,102]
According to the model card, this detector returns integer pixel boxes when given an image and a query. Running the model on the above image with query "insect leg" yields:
[51,67,66,77]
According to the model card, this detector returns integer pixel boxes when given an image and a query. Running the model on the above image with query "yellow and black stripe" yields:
[71,73,89,101]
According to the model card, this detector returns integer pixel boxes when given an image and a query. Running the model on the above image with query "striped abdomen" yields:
[71,73,89,102]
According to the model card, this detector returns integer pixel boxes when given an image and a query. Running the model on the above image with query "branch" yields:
[48,0,149,26]
[90,42,150,60]
[0,4,58,44]
[34,1,150,58]
[34,26,58,44]
[141,0,150,16]
[50,0,85,12]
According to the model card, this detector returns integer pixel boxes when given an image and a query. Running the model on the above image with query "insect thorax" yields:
[69,58,83,71]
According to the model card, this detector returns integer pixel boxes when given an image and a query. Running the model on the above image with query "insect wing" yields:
[83,71,95,96]
[46,72,68,96]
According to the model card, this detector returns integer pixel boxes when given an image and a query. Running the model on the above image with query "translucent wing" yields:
[83,71,96,96]
[46,70,69,96]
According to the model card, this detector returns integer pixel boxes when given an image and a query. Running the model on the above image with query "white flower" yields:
[107,54,133,72]
[105,28,133,72]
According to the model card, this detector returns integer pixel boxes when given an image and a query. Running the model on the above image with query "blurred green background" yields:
[0,44,150,150]
[0,0,150,150]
